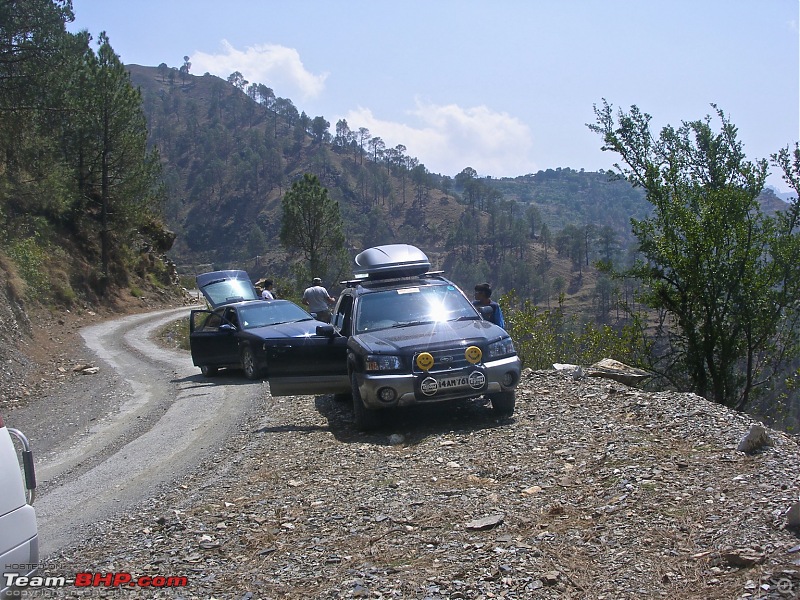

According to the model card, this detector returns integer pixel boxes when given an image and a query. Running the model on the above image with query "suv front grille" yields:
[412,347,481,374]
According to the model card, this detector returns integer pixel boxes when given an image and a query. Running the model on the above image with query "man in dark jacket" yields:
[473,282,505,329]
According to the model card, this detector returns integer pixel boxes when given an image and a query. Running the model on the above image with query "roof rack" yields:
[340,270,445,288]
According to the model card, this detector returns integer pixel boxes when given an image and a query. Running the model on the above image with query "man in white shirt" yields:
[260,279,275,300]
[302,277,335,323]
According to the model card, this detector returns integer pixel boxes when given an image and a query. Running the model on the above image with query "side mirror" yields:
[478,306,492,318]
[316,324,335,337]
[219,323,235,332]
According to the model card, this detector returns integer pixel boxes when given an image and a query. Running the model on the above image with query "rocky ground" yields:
[3,301,800,599]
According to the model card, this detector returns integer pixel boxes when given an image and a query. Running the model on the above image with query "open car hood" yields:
[196,270,258,309]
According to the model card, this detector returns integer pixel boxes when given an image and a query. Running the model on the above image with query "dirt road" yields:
[7,307,265,557]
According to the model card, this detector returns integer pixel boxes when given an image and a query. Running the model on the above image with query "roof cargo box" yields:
[354,244,431,280]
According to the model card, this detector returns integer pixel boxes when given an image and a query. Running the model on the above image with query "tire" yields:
[200,365,218,377]
[241,346,263,380]
[489,390,515,417]
[351,374,381,431]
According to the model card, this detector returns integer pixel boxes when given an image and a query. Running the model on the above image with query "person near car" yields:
[473,282,505,329]
[303,277,335,323]
[260,279,275,300]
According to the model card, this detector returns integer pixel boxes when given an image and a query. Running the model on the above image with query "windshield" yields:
[354,284,479,333]
[237,301,313,329]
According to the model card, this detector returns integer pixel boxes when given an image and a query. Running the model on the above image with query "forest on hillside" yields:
[0,0,659,333]
[130,63,661,317]
[0,1,175,304]
[130,62,792,321]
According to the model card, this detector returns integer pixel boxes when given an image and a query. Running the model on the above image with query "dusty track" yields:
[8,307,265,557]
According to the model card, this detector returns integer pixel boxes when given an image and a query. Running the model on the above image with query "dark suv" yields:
[265,244,521,430]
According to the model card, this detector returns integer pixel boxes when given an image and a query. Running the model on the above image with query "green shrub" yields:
[502,290,650,370]
[53,282,77,306]
[146,272,164,289]
[157,316,190,351]
[7,237,48,301]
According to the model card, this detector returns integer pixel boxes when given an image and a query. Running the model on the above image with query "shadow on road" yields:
[170,371,260,386]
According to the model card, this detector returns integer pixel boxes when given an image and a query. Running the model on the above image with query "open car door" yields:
[189,309,239,369]
[263,325,350,396]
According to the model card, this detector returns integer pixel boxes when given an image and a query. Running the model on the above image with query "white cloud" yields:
[342,100,537,178]
[190,40,327,100]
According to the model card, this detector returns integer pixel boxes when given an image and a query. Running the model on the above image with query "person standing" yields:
[260,279,275,300]
[303,277,335,323]
[473,282,505,329]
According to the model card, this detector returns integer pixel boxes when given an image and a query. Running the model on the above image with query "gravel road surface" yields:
[8,306,264,557]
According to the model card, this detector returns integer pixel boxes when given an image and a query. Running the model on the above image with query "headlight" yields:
[487,337,516,359]
[365,354,402,371]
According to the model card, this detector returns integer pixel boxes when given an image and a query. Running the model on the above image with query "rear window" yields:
[202,280,258,305]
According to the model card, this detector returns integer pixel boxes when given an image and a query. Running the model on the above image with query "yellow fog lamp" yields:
[416,352,434,371]
[465,346,482,364]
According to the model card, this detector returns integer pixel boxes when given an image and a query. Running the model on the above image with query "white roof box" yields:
[354,244,431,280]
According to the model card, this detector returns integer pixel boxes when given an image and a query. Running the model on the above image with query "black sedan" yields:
[189,299,342,380]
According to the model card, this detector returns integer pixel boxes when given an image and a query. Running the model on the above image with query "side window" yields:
[333,294,353,336]
[224,308,239,329]
[201,312,223,332]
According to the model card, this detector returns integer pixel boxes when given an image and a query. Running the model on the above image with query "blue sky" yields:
[68,1,799,193]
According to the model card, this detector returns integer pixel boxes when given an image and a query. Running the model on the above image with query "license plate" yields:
[420,371,486,396]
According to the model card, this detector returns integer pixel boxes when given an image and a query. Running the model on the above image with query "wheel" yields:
[351,374,382,431]
[489,390,515,417]
[241,346,263,380]
[200,365,218,377]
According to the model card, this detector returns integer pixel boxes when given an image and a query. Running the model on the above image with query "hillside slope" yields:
[126,67,624,290]
[127,64,791,315]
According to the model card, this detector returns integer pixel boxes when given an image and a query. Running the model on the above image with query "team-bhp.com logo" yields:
[4,571,188,591]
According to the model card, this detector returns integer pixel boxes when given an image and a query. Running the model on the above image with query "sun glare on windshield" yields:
[356,285,476,333]
[425,298,450,322]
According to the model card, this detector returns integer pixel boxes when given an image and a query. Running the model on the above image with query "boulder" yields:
[736,423,774,454]
[586,358,650,387]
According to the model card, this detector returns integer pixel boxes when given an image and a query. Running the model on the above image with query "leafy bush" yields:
[7,238,48,301]
[157,316,190,351]
[502,290,650,370]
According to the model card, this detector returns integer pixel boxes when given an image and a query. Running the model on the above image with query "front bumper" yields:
[355,354,521,409]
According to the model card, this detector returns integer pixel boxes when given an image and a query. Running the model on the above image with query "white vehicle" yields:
[0,414,38,594]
